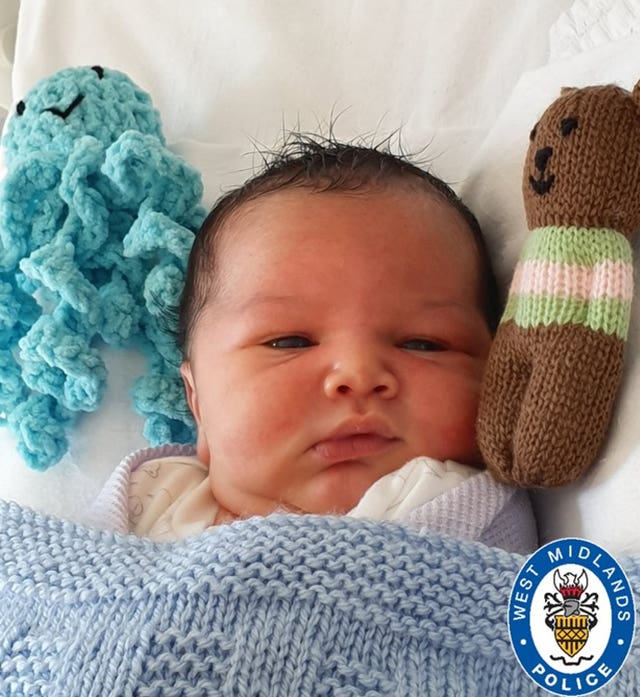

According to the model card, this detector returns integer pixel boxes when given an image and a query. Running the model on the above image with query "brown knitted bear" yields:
[477,81,640,487]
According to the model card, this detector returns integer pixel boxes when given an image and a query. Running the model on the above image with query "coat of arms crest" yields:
[544,568,599,664]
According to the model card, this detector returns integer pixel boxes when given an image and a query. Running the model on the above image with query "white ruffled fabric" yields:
[549,0,640,61]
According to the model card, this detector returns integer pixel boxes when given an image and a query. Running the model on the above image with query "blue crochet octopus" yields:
[0,65,205,469]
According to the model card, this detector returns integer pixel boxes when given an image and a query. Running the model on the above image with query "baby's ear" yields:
[180,362,211,465]
[180,361,201,424]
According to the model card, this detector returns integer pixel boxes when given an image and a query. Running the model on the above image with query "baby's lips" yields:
[324,414,395,441]
[312,433,398,464]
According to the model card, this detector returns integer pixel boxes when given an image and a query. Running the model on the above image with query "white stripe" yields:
[510,260,633,300]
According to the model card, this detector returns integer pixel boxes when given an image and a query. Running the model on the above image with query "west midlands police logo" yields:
[546,568,597,661]
[508,538,635,695]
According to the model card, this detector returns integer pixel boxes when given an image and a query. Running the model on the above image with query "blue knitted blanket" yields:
[0,501,638,696]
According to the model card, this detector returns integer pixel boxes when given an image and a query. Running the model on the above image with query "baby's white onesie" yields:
[89,444,537,553]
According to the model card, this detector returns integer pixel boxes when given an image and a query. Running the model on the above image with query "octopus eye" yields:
[529,123,538,141]
[16,100,25,116]
[561,117,578,136]
[91,66,105,79]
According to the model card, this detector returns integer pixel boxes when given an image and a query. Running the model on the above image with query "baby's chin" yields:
[261,496,358,518]
[291,461,381,515]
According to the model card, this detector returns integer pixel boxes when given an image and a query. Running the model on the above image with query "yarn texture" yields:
[502,226,633,337]
[0,500,638,695]
[0,66,205,469]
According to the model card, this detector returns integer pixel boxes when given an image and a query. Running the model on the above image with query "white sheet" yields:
[8,1,571,197]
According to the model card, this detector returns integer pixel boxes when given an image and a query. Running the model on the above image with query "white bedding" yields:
[2,0,638,553]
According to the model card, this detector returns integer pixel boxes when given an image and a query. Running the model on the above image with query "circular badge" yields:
[508,537,635,695]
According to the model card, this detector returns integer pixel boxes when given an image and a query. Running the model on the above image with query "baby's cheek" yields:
[215,383,301,461]
[423,374,482,462]
[443,415,481,462]
[446,387,484,462]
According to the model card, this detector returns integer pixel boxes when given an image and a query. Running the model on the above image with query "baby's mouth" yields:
[312,433,397,464]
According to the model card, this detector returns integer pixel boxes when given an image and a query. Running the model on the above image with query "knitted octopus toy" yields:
[477,80,640,487]
[0,66,204,469]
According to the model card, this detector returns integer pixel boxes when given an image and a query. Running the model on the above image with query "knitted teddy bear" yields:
[0,66,204,469]
[477,80,640,487]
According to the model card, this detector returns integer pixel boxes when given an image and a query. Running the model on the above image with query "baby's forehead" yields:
[219,180,475,244]
[212,184,484,295]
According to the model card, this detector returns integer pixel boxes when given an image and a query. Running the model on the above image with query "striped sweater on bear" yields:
[501,226,633,339]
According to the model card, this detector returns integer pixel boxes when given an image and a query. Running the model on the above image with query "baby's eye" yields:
[400,338,446,352]
[264,335,313,349]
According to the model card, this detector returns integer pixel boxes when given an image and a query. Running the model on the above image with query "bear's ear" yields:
[632,78,640,109]
[560,86,578,96]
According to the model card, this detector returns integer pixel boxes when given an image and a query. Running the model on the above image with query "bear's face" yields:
[523,83,640,238]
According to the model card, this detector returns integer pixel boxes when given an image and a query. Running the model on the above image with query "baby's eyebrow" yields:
[224,291,483,327]
[418,299,489,332]
[420,299,467,311]
[418,299,480,317]
[234,295,477,312]
[233,293,301,313]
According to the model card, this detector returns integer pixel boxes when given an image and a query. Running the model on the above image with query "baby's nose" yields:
[323,351,399,400]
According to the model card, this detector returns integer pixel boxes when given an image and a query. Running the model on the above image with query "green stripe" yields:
[521,226,632,265]
[502,294,631,338]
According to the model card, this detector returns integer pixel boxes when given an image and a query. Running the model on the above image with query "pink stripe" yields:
[510,260,633,300]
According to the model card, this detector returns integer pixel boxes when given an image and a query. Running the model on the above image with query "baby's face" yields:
[181,186,492,519]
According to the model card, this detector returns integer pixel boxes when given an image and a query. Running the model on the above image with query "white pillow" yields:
[461,35,640,554]
[0,0,571,521]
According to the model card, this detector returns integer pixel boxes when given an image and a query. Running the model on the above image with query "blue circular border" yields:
[508,537,635,695]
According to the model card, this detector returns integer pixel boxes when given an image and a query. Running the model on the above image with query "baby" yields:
[92,136,537,552]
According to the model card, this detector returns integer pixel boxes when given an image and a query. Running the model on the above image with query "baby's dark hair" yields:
[178,133,500,355]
